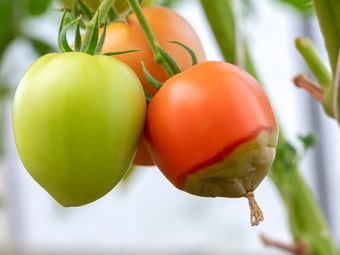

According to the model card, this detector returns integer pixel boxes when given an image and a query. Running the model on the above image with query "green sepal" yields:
[103,49,141,56]
[142,62,163,90]
[95,20,107,54]
[158,46,181,75]
[58,11,77,53]
[75,0,94,21]
[144,89,153,102]
[74,19,82,52]
[82,11,100,55]
[169,40,198,66]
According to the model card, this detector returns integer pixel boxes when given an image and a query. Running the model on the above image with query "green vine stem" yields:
[271,134,338,255]
[200,0,338,254]
[127,0,176,77]
[200,0,258,81]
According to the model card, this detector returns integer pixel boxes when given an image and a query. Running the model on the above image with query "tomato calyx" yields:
[59,0,141,55]
[142,40,199,101]
[245,192,264,226]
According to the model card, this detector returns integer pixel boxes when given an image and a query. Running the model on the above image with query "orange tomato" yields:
[101,6,206,166]
[145,61,278,198]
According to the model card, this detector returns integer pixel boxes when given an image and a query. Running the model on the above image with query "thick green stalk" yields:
[200,0,258,80]
[270,134,338,254]
[200,0,338,254]
[313,0,340,75]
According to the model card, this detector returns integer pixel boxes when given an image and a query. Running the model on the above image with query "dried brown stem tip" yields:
[245,192,264,226]
[293,73,324,102]
[260,234,309,255]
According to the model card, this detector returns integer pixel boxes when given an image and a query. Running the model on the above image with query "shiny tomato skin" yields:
[101,6,206,96]
[145,61,278,196]
[12,52,146,206]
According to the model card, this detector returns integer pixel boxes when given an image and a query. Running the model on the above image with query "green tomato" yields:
[12,52,146,207]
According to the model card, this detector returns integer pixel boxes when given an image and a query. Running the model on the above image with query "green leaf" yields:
[298,133,317,151]
[58,11,75,52]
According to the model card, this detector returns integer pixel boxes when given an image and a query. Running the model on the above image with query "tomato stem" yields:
[244,192,264,226]
[127,0,179,77]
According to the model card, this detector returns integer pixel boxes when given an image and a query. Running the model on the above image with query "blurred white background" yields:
[1,0,340,254]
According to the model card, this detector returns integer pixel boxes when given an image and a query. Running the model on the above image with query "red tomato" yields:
[101,6,206,166]
[145,61,278,199]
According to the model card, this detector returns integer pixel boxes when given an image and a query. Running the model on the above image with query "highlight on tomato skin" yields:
[144,61,279,198]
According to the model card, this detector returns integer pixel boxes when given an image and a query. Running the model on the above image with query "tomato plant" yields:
[12,52,146,206]
[145,61,278,225]
[101,6,206,96]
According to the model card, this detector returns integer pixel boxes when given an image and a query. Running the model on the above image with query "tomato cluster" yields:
[13,3,278,221]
